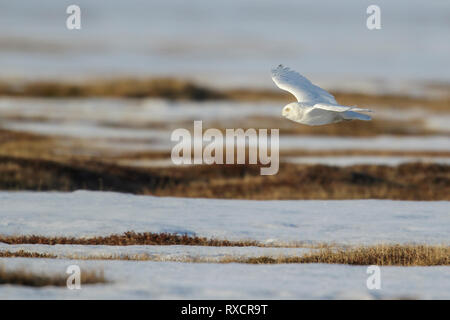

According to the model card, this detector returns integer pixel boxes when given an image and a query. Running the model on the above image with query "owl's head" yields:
[282,102,302,121]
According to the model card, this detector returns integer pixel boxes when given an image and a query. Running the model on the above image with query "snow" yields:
[0,258,448,299]
[0,191,448,299]
[0,191,448,245]
[0,98,281,123]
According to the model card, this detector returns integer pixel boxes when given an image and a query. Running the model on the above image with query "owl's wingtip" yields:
[272,64,286,75]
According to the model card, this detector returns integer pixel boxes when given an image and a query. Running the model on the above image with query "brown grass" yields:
[0,129,75,161]
[155,162,450,200]
[0,231,260,247]
[0,250,56,258]
[241,245,450,266]
[0,154,448,200]
[0,265,107,287]
[1,127,448,201]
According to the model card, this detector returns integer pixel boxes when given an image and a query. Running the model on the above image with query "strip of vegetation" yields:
[0,250,56,258]
[2,245,447,266]
[0,231,260,247]
[0,266,107,287]
[0,78,225,100]
[0,155,448,200]
[241,245,450,266]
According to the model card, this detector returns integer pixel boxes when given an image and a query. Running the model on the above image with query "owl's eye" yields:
[285,107,291,112]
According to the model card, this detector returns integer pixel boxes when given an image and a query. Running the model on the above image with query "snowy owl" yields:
[271,65,372,126]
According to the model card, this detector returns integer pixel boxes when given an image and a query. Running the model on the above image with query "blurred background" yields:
[1,0,449,88]
[0,0,449,200]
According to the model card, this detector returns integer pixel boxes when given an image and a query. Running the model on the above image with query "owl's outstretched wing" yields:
[271,65,337,104]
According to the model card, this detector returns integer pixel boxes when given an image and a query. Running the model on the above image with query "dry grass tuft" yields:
[2,245,446,266]
[0,231,259,247]
[0,265,107,287]
[0,250,56,259]
[242,245,450,266]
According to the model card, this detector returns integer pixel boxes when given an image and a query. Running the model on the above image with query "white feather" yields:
[271,64,337,104]
[273,65,372,126]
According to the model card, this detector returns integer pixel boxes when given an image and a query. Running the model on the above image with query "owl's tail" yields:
[343,111,371,121]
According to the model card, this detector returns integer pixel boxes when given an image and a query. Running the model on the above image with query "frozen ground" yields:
[4,120,450,153]
[1,98,450,133]
[1,98,449,156]
[0,191,448,299]
[0,243,313,261]
[0,191,448,245]
[0,258,448,299]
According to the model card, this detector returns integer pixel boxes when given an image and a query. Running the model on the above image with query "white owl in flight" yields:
[271,65,372,126]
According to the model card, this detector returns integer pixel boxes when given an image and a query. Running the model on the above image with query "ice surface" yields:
[0,243,313,261]
[0,191,448,299]
[0,258,448,299]
[0,191,448,245]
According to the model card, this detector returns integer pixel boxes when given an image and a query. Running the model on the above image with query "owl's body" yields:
[272,65,372,126]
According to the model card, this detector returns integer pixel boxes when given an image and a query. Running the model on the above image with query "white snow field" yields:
[0,191,449,245]
[0,191,448,299]
[1,98,449,131]
[4,120,449,153]
[0,258,449,300]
